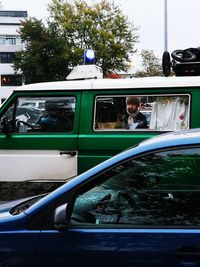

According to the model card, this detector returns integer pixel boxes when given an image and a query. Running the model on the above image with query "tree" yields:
[48,0,138,72]
[135,49,162,77]
[14,18,72,84]
[14,0,138,84]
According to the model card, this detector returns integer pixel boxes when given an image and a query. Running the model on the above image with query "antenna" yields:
[164,0,168,51]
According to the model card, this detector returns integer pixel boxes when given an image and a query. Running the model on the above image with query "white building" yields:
[0,9,27,103]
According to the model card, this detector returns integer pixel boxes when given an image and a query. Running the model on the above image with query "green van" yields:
[0,75,199,197]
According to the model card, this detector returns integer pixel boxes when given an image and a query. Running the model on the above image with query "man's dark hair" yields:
[126,96,140,107]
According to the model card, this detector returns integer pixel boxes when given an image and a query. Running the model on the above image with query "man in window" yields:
[122,96,148,129]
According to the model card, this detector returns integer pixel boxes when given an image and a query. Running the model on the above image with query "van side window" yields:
[94,95,190,131]
[2,96,76,133]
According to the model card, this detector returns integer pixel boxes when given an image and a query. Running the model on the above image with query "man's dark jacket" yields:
[122,112,148,129]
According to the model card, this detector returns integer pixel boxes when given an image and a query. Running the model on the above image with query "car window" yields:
[1,96,76,133]
[94,94,190,131]
[72,147,200,226]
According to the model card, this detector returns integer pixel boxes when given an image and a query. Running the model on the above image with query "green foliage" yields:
[14,18,71,84]
[14,0,139,84]
[48,0,138,72]
[135,49,163,77]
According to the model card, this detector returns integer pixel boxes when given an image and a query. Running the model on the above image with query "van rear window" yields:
[94,94,190,131]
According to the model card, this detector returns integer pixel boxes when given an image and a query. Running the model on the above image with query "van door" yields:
[0,93,81,184]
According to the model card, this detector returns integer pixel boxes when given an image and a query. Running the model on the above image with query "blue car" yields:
[0,129,200,266]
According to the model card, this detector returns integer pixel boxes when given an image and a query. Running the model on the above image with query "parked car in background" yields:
[19,99,45,110]
[0,129,199,266]
[0,106,42,134]
[5,106,42,125]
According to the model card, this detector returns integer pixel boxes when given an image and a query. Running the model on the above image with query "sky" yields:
[2,0,200,71]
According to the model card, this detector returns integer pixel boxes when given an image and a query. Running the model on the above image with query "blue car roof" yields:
[136,128,200,151]
[26,129,200,216]
[102,128,200,169]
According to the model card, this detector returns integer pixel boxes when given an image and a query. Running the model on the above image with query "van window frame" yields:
[93,93,191,132]
[0,94,77,134]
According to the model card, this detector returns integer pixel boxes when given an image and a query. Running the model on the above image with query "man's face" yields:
[127,103,138,113]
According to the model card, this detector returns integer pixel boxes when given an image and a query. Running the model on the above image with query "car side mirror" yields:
[54,203,71,230]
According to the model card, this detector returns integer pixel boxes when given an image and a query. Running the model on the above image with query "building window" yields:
[5,38,16,45]
[0,52,15,63]
[15,38,22,45]
[1,75,22,86]
[0,38,4,45]
[0,11,27,18]
[0,38,21,45]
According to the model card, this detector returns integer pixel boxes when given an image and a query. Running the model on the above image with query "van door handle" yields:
[60,151,77,157]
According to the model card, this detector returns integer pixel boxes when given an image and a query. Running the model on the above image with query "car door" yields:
[0,230,40,267]
[0,93,81,183]
[35,145,200,267]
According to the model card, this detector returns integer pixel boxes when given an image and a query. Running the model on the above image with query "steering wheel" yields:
[110,191,136,206]
[71,209,96,223]
[71,190,137,224]
[94,190,137,223]
[16,120,35,131]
